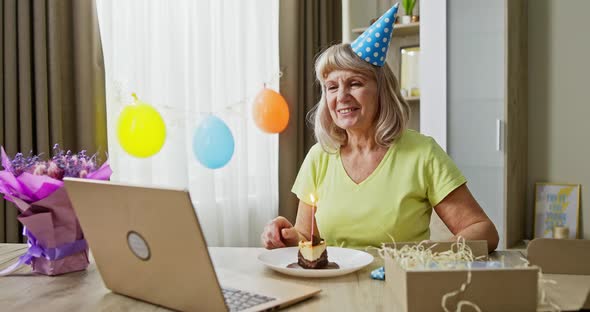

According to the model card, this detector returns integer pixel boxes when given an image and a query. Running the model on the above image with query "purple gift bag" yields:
[0,146,111,276]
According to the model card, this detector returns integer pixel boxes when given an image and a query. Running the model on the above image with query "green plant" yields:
[402,0,416,16]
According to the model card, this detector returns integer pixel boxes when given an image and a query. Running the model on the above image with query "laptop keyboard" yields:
[222,287,276,311]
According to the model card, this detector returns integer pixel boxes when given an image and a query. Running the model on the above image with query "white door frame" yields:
[419,0,447,150]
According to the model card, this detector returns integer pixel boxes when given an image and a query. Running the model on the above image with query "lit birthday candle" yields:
[296,192,329,270]
[310,193,316,240]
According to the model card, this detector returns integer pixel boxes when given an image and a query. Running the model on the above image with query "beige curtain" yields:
[0,0,107,243]
[278,0,341,222]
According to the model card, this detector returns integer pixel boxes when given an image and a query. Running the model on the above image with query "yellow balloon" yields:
[116,93,166,158]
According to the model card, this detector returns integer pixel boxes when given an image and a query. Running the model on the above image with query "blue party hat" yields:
[351,3,399,67]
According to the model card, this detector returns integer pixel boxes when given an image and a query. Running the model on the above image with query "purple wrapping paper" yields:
[0,150,112,276]
[14,188,88,275]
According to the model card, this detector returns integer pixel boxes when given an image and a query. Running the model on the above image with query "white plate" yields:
[257,247,374,278]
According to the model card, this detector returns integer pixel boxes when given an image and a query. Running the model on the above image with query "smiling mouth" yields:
[338,108,360,114]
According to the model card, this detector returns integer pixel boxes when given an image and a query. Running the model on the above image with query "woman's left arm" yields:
[433,183,499,252]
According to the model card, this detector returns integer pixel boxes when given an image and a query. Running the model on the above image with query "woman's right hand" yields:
[261,216,302,249]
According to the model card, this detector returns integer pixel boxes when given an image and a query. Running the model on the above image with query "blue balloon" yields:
[193,115,235,169]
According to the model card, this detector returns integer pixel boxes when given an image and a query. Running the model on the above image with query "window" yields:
[97,0,280,246]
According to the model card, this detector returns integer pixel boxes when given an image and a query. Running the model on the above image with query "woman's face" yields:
[324,69,379,133]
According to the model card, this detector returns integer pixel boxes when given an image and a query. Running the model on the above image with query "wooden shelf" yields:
[352,22,420,37]
[404,96,420,103]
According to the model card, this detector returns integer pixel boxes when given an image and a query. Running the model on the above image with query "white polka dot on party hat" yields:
[348,3,398,67]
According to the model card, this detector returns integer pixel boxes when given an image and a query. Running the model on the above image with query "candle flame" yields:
[310,193,316,204]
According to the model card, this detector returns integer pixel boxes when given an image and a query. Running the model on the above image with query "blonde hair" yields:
[309,43,410,153]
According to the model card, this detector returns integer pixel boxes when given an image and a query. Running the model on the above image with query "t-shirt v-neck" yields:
[338,145,394,188]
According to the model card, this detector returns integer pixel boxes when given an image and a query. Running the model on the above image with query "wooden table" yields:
[0,244,525,311]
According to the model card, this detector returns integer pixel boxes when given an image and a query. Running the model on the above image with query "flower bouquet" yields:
[0,145,111,276]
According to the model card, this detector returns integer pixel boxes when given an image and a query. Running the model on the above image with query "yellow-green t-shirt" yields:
[291,129,466,248]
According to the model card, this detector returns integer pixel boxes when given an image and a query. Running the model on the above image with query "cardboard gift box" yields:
[384,241,539,312]
[527,238,590,311]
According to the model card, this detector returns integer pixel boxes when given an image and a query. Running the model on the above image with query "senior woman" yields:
[262,6,498,253]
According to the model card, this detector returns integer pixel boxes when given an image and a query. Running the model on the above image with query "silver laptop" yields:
[64,178,320,312]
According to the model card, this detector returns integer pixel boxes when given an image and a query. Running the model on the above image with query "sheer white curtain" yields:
[97,0,279,247]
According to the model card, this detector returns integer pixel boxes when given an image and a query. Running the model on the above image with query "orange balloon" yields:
[252,88,290,133]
